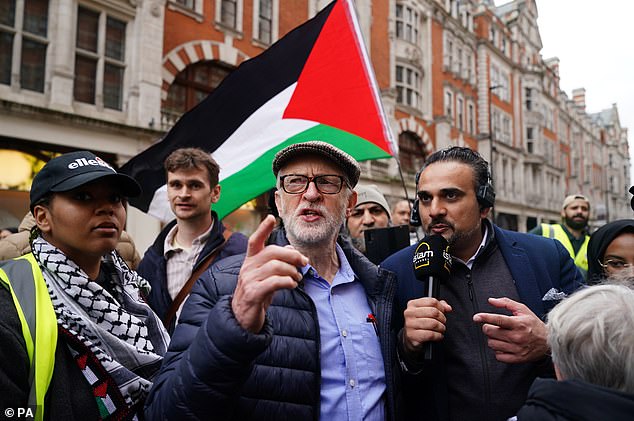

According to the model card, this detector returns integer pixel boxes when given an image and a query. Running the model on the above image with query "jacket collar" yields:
[152,210,222,255]
[268,226,386,298]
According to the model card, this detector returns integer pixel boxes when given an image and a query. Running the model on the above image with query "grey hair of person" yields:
[547,283,634,393]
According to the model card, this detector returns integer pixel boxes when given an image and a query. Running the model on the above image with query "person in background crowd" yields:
[0,151,169,420]
[0,211,141,269]
[391,198,419,245]
[586,219,634,284]
[346,184,391,253]
[391,199,412,226]
[382,146,584,421]
[145,141,403,420]
[515,283,634,420]
[0,227,17,240]
[136,148,247,334]
[529,194,591,277]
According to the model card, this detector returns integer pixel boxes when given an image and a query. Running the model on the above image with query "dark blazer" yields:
[381,224,585,421]
[386,225,584,319]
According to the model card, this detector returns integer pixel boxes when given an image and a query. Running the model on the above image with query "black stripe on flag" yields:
[121,2,336,212]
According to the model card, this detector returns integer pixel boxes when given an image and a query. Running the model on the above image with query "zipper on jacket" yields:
[466,271,492,415]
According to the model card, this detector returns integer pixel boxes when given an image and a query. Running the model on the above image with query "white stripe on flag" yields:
[214,83,317,180]
[147,83,318,222]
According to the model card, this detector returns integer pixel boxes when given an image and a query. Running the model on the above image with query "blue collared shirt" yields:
[301,244,386,421]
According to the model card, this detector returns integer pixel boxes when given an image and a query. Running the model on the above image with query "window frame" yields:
[395,2,419,45]
[0,0,50,93]
[395,63,422,111]
[252,0,278,45]
[73,5,127,111]
[216,0,243,33]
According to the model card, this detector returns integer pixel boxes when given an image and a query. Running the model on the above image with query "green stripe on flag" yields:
[215,124,392,218]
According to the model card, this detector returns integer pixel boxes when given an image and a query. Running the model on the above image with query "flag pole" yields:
[391,155,420,241]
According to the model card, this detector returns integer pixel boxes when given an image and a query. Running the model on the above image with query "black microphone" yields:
[412,234,452,360]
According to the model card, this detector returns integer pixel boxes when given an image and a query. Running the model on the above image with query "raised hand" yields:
[231,215,308,333]
[473,297,549,363]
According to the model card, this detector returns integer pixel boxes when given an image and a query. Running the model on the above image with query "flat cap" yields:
[272,141,361,187]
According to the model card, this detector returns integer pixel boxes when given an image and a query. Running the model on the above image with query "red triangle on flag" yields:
[77,354,88,370]
[94,381,108,398]
[283,0,393,154]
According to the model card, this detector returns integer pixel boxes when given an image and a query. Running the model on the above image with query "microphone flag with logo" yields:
[412,234,452,294]
[412,234,452,360]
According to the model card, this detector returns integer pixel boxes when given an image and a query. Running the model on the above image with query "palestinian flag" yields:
[121,0,395,221]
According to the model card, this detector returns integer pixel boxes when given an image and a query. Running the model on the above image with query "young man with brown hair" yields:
[137,148,247,334]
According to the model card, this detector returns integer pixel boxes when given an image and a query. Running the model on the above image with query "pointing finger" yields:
[246,215,276,258]
[487,297,531,316]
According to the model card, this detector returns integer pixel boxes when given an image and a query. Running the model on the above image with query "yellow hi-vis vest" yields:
[0,254,57,421]
[541,223,590,273]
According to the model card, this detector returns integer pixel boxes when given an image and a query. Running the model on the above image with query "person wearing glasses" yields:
[586,219,634,284]
[381,147,585,421]
[146,141,403,420]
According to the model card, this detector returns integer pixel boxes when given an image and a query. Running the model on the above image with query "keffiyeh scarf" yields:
[31,236,170,414]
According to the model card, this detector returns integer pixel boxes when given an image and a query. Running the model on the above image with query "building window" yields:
[221,0,237,27]
[253,0,277,45]
[256,0,272,44]
[526,126,534,153]
[502,116,510,144]
[525,87,532,110]
[468,103,474,134]
[216,0,243,32]
[490,64,499,89]
[445,91,453,121]
[173,0,195,9]
[163,60,233,124]
[395,3,419,45]
[446,39,453,70]
[456,47,462,75]
[74,7,126,110]
[457,97,463,131]
[398,131,426,174]
[499,71,509,101]
[0,0,49,92]
[395,64,421,109]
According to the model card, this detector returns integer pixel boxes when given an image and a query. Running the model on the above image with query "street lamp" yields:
[488,85,501,224]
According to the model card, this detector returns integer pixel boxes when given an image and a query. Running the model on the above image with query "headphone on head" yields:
[476,166,496,209]
[409,164,496,227]
[410,171,422,226]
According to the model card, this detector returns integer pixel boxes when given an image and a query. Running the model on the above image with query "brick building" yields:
[0,0,630,253]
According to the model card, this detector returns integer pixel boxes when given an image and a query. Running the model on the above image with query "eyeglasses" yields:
[279,174,346,195]
[598,259,634,271]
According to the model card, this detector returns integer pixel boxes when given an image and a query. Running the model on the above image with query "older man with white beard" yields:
[145,141,403,421]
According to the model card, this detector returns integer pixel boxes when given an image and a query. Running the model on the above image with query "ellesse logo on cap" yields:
[67,156,115,172]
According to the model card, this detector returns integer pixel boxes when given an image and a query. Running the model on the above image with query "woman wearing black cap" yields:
[586,219,634,284]
[0,151,169,420]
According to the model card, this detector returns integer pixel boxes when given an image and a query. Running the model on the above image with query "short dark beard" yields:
[565,215,588,231]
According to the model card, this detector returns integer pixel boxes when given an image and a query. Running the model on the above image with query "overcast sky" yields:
[497,0,634,183]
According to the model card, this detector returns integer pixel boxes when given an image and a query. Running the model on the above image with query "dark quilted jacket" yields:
[144,228,402,420]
